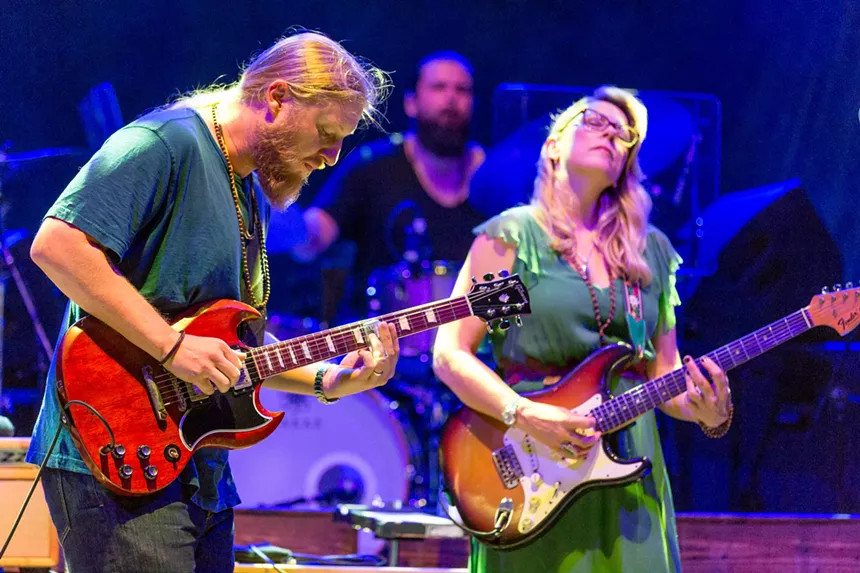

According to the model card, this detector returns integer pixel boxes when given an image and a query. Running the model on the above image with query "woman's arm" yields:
[433,234,599,456]
[651,325,732,428]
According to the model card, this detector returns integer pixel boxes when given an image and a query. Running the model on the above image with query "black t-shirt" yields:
[314,136,488,284]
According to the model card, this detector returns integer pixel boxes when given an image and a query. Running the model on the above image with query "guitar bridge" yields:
[492,444,524,489]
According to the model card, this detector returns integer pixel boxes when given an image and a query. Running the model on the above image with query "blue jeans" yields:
[41,468,234,573]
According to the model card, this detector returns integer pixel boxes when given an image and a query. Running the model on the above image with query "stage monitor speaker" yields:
[667,183,850,513]
[680,182,843,348]
[0,437,60,569]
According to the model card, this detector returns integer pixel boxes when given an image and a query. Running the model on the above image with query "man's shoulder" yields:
[125,107,206,152]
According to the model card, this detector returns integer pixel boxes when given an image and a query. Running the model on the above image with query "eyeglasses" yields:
[569,108,639,148]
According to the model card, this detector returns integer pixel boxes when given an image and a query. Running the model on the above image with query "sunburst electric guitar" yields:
[57,274,530,496]
[440,284,860,549]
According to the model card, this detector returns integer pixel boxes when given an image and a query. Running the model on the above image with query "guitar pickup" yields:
[141,365,168,421]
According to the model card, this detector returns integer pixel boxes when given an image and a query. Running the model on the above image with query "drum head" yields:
[229,388,412,509]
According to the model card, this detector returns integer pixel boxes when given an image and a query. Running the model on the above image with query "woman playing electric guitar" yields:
[433,87,732,572]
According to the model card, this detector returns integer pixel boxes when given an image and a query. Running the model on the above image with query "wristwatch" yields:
[501,396,524,426]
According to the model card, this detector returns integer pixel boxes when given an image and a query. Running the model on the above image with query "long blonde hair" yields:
[531,86,653,284]
[171,31,390,126]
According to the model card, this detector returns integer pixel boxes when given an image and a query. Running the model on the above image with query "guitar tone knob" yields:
[118,465,134,480]
[137,445,151,461]
[530,473,543,486]
[111,444,126,461]
[143,465,159,481]
[528,497,541,511]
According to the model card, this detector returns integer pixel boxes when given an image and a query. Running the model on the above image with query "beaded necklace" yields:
[566,243,616,346]
[211,104,270,309]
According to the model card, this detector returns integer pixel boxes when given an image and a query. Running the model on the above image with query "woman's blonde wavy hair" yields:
[171,31,390,126]
[531,86,653,284]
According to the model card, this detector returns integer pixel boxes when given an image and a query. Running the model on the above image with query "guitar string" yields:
[590,311,809,430]
[154,299,471,405]
[148,281,515,400]
[592,313,808,429]
[148,295,494,405]
[595,313,807,424]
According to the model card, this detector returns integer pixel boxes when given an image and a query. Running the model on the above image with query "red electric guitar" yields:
[440,284,860,549]
[57,274,530,496]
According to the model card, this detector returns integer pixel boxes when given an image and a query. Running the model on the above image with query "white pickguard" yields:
[503,393,646,534]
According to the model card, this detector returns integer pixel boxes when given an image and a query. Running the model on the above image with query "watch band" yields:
[502,396,524,426]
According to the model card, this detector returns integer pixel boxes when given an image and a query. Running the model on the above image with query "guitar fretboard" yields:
[246,296,474,382]
[591,308,813,432]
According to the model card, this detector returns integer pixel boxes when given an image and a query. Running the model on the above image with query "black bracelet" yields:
[314,366,339,405]
[159,330,186,366]
[698,403,734,438]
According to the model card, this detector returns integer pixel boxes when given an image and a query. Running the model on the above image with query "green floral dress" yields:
[470,205,683,573]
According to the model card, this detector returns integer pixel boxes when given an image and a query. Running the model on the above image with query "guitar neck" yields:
[247,296,473,381]
[592,307,815,432]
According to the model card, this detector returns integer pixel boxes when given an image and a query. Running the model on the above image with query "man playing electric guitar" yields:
[26,32,398,573]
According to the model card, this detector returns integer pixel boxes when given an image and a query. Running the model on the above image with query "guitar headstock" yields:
[807,282,860,336]
[467,272,531,329]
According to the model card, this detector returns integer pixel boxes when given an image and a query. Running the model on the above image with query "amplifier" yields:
[0,437,60,568]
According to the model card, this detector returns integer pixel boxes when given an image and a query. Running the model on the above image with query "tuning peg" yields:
[499,319,511,331]
[833,283,842,292]
[483,272,495,282]
[846,282,854,289]
[499,269,510,278]
[821,286,830,294]
[515,315,523,327]
[471,276,477,285]
[486,322,494,333]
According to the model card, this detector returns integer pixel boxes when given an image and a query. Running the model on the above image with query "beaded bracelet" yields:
[158,330,186,366]
[698,403,734,438]
[314,366,340,405]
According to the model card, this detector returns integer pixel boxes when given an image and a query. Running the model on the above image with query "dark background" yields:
[1,0,857,514]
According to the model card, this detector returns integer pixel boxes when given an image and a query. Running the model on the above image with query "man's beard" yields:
[415,114,470,157]
[251,120,309,210]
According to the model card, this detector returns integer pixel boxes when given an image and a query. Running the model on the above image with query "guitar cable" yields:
[0,399,116,560]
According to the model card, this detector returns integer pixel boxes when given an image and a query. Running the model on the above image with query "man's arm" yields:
[31,217,243,394]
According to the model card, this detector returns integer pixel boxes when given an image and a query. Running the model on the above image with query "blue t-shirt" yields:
[26,107,269,512]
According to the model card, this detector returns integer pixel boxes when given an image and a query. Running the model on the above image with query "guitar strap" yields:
[624,280,646,359]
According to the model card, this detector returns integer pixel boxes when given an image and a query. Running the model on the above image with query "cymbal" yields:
[468,94,695,217]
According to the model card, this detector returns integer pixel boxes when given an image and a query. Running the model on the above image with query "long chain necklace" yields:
[211,104,270,309]
[567,241,616,346]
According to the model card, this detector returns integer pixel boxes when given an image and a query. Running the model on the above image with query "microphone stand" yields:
[0,155,55,436]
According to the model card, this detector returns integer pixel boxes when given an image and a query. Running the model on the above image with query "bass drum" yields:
[229,386,419,509]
